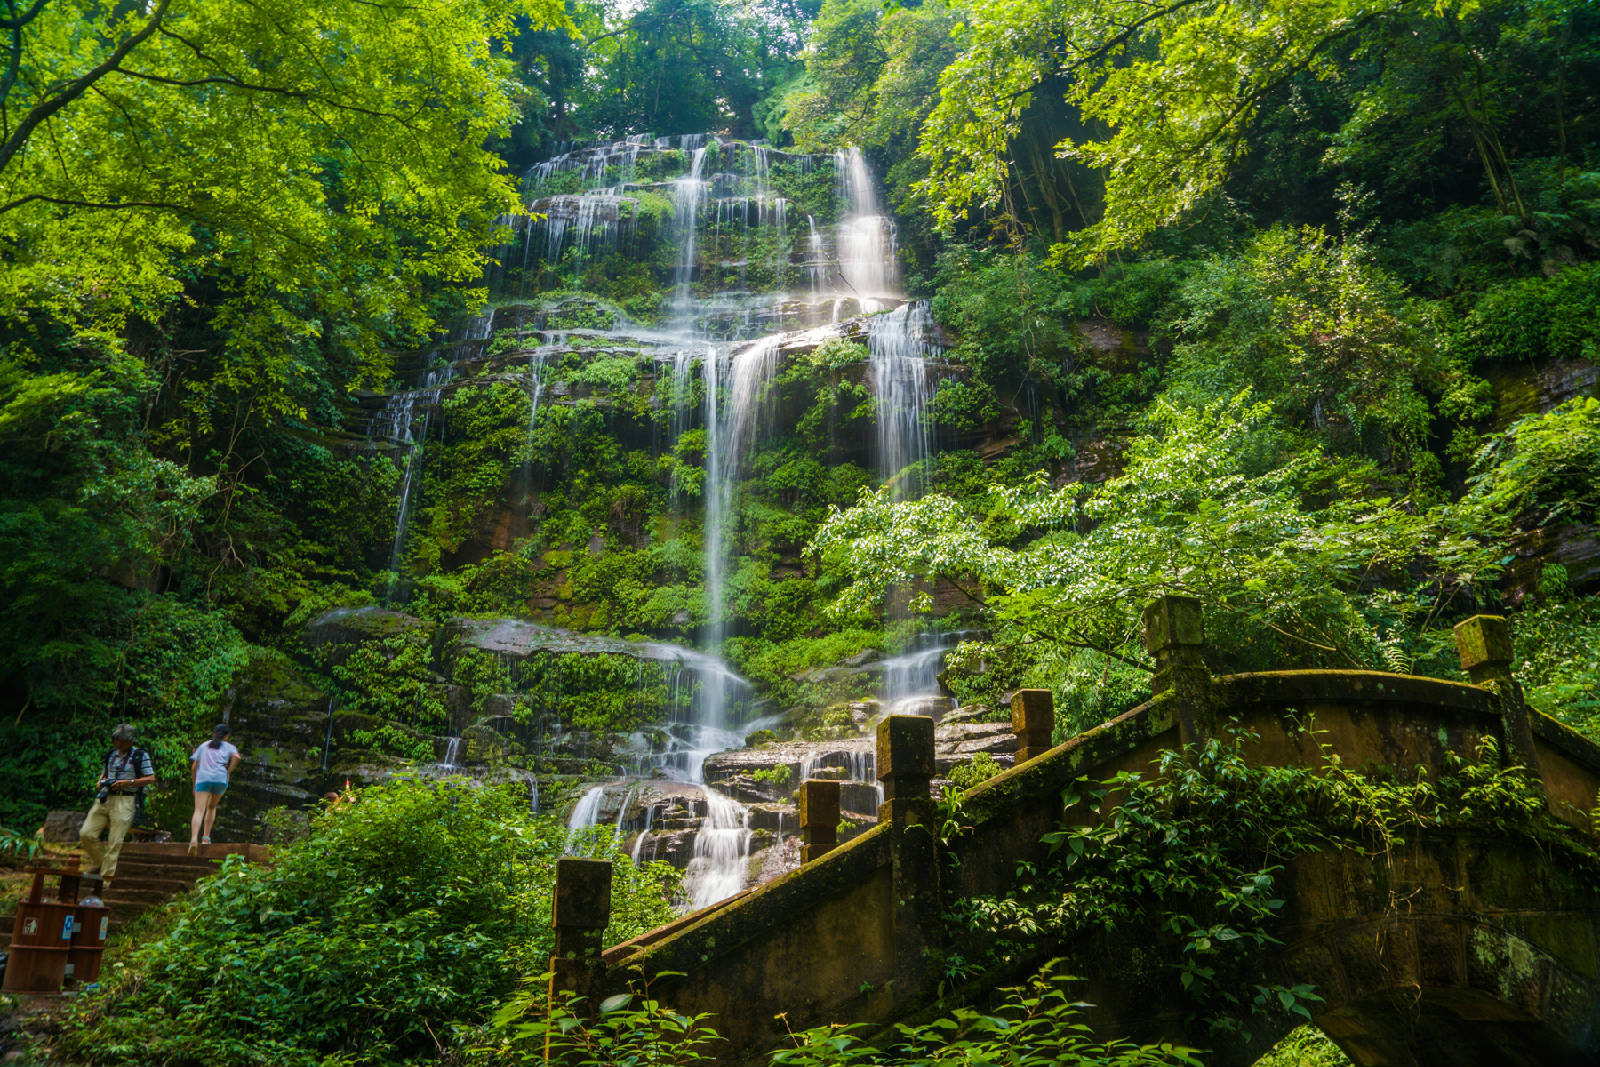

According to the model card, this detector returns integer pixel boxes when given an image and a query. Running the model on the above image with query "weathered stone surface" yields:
[877,715,933,799]
[41,810,86,843]
[1454,614,1512,674]
[1502,522,1600,604]
[1487,355,1599,430]
[703,739,874,805]
[932,717,1016,773]
[302,605,429,653]
[1011,689,1053,762]
[1143,594,1203,656]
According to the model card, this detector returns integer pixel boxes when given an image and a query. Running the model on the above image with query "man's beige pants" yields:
[79,794,136,878]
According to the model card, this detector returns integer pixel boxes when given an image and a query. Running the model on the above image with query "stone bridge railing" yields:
[548,599,1600,1066]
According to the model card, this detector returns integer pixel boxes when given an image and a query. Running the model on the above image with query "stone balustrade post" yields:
[1011,689,1054,764]
[1454,614,1541,776]
[798,779,840,863]
[548,857,612,1008]
[877,714,934,820]
[1144,595,1217,747]
[875,714,942,988]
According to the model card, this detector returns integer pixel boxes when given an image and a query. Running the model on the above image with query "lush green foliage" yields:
[481,965,1197,1066]
[56,779,678,1067]
[0,0,568,819]
[813,393,1506,724]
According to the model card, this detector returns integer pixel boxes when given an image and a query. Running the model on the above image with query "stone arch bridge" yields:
[549,600,1600,1066]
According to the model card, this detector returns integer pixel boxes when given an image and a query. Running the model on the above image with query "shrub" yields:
[1456,263,1600,365]
[56,779,679,1067]
[947,751,1004,791]
[481,964,1196,1067]
[1461,397,1600,527]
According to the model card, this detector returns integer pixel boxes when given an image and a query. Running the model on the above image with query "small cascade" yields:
[521,347,554,504]
[319,698,335,775]
[880,631,965,715]
[683,790,752,910]
[529,777,540,814]
[868,301,936,497]
[630,803,658,864]
[565,784,608,852]
[796,743,884,812]
[835,147,896,310]
[371,308,496,593]
[375,369,449,584]
[423,735,463,777]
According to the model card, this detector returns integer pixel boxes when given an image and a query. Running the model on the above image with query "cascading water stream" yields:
[565,784,608,852]
[425,735,462,777]
[685,791,753,910]
[835,147,896,312]
[868,301,935,499]
[671,145,711,332]
[472,136,944,909]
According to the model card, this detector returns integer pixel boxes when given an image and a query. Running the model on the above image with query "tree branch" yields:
[0,0,170,175]
[0,0,49,32]
[0,191,188,215]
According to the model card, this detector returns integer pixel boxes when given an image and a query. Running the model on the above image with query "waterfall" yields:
[879,630,967,715]
[835,147,896,311]
[476,136,932,911]
[375,366,454,587]
[796,744,883,811]
[424,735,462,777]
[868,301,935,498]
[672,145,711,331]
[684,790,752,910]
[630,803,658,864]
[565,784,608,852]
[701,334,783,737]
[865,299,941,711]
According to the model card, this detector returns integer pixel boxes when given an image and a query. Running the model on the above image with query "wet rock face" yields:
[302,606,431,660]
[699,704,1020,816]
[42,810,86,843]
[703,738,878,808]
[1503,523,1600,603]
[933,705,1018,773]
[1488,357,1600,430]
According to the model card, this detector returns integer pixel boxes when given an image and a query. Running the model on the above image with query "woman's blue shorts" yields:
[195,780,228,795]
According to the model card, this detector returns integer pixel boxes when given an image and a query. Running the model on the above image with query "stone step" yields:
[2,843,270,958]
[101,886,178,907]
[120,842,263,860]
[97,880,195,901]
[109,857,220,877]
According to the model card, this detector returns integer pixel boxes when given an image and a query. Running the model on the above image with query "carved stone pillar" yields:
[1011,689,1054,764]
[1143,595,1216,747]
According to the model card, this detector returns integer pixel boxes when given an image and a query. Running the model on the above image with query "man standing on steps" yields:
[78,723,156,892]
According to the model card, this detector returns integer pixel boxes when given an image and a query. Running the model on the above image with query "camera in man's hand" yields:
[96,783,111,804]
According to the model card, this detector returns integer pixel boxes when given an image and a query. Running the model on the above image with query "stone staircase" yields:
[2,843,269,954]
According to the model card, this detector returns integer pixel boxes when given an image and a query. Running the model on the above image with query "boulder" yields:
[934,711,1018,773]
[303,605,429,652]
[1502,523,1600,604]
[41,810,86,843]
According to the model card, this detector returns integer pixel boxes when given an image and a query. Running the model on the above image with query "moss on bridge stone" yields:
[600,669,1600,1066]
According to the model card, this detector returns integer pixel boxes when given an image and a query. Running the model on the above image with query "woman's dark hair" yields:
[208,722,231,749]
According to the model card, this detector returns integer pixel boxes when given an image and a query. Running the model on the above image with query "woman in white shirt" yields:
[189,723,242,854]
